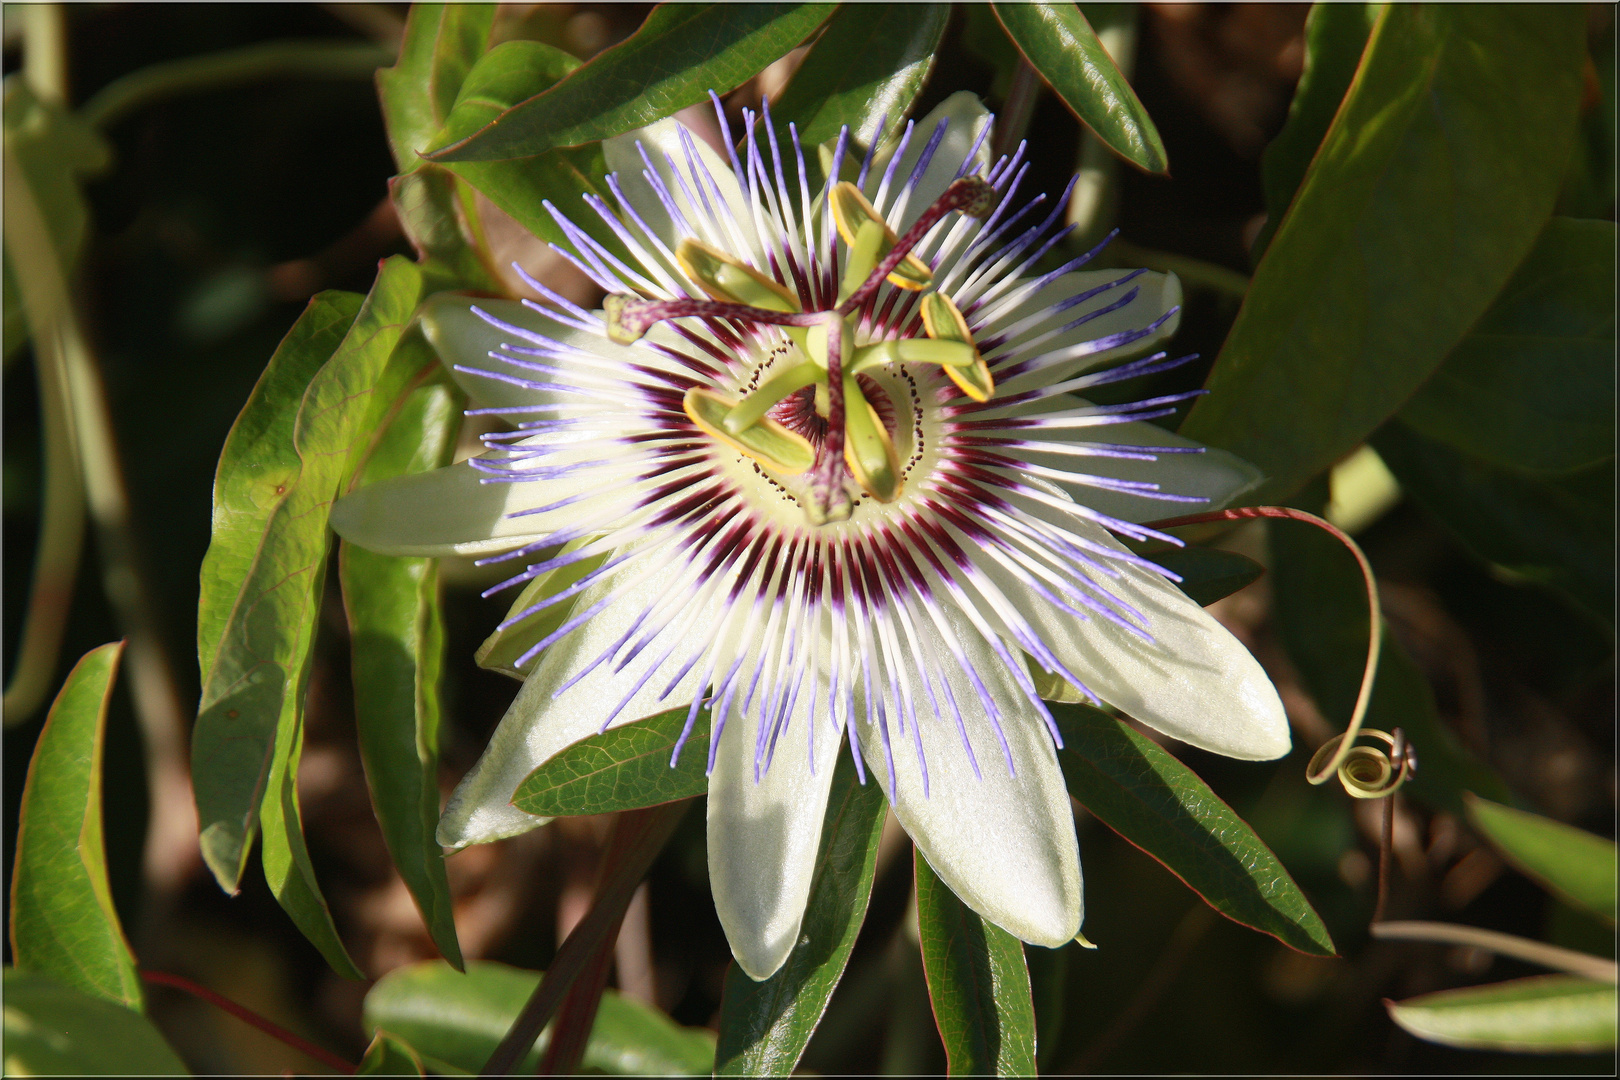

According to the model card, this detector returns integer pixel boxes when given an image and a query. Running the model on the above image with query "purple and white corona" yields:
[332,92,1289,981]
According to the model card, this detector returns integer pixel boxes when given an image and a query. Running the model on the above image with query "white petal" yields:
[421,294,605,411]
[706,667,840,981]
[604,117,758,262]
[332,458,564,557]
[986,520,1290,761]
[854,603,1082,947]
[869,91,993,236]
[978,270,1183,387]
[437,554,711,848]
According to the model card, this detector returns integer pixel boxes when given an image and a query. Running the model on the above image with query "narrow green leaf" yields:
[1252,2,1381,260]
[377,2,497,171]
[1181,6,1587,502]
[9,643,142,1011]
[1267,507,1520,815]
[193,258,429,978]
[429,4,836,161]
[433,39,622,257]
[511,708,711,818]
[1150,545,1264,607]
[914,849,1037,1076]
[357,1030,427,1076]
[1372,421,1615,627]
[2,968,189,1076]
[1051,702,1336,956]
[361,960,716,1075]
[715,752,888,1076]
[341,367,464,970]
[991,2,1168,174]
[1386,975,1617,1053]
[773,4,949,159]
[1465,796,1617,925]
[1399,218,1616,475]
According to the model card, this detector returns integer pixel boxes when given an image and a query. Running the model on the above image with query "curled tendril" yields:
[1146,505,1415,800]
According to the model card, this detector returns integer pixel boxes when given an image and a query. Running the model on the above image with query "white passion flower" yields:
[331,92,1290,981]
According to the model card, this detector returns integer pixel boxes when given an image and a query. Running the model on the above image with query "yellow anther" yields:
[684,387,814,474]
[843,376,903,503]
[676,239,800,313]
[830,182,932,292]
[921,292,994,403]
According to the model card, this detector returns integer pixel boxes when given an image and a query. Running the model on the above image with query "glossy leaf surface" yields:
[9,643,142,1011]
[2,968,189,1076]
[1465,795,1617,924]
[914,849,1038,1076]
[992,2,1168,174]
[430,4,836,161]
[1182,5,1586,502]
[362,959,716,1075]
[341,368,463,969]
[512,708,710,818]
[714,751,888,1076]
[1386,975,1617,1053]
[1052,702,1335,956]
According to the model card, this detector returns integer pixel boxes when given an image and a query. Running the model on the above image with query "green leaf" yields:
[1051,701,1336,956]
[357,1030,426,1076]
[1386,975,1617,1053]
[361,959,716,1075]
[2,968,189,1076]
[390,167,497,293]
[773,4,949,159]
[1151,545,1264,607]
[1399,218,1616,475]
[1181,6,1587,503]
[2,78,112,360]
[377,2,498,171]
[1371,421,1615,627]
[511,708,710,818]
[1465,796,1617,925]
[1253,2,1381,260]
[914,849,1037,1076]
[193,258,432,977]
[1266,507,1520,816]
[714,752,888,1076]
[991,2,1168,174]
[433,39,621,257]
[340,367,464,971]
[429,4,836,161]
[8,643,142,1011]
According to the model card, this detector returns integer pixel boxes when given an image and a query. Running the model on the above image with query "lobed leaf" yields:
[914,849,1038,1076]
[1398,218,1616,476]
[1052,701,1336,956]
[511,708,711,818]
[428,3,836,161]
[714,752,889,1076]
[1181,5,1587,503]
[2,968,189,1076]
[377,2,497,172]
[1386,975,1617,1053]
[362,959,716,1075]
[991,2,1168,174]
[8,643,142,1011]
[340,365,464,970]
[1464,795,1617,925]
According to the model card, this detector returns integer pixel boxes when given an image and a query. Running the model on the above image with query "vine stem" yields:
[1369,923,1620,984]
[140,971,356,1074]
[1147,505,1381,787]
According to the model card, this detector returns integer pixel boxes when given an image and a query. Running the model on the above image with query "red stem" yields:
[140,970,356,1075]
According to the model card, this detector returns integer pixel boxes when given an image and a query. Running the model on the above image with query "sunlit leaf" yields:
[714,752,888,1076]
[429,4,836,161]
[9,643,142,1011]
[511,708,710,818]
[362,960,716,1075]
[1182,6,1587,503]
[1386,975,1617,1053]
[340,363,464,970]
[1052,702,1336,956]
[2,968,189,1076]
[991,2,1168,174]
[377,2,497,171]
[914,849,1038,1076]
[1399,218,1616,476]
[1465,795,1617,924]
